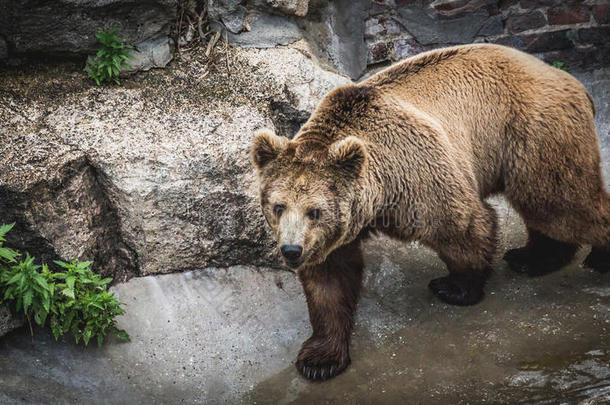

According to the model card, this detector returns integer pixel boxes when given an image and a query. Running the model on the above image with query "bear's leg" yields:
[584,247,610,273]
[428,202,497,306]
[583,195,610,274]
[504,228,579,276]
[295,237,364,381]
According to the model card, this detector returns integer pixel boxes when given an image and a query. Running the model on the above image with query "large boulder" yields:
[0,0,175,60]
[0,42,349,279]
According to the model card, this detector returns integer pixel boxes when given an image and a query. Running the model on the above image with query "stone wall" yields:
[365,0,609,71]
[212,0,609,78]
[1,1,607,77]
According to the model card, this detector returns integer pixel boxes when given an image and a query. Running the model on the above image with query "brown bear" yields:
[251,43,609,381]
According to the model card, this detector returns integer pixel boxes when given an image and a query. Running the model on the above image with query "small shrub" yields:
[552,61,569,72]
[1,253,54,335]
[85,29,133,86]
[50,259,129,346]
[0,223,129,346]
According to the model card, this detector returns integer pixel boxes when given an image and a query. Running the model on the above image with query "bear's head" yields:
[251,128,368,269]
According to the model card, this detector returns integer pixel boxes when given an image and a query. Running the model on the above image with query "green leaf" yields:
[66,276,76,291]
[23,290,33,312]
[34,309,48,326]
[77,261,93,270]
[42,294,51,313]
[0,247,20,263]
[99,277,113,285]
[83,329,92,346]
[7,272,21,285]
[115,329,130,342]
[33,274,49,289]
[88,302,104,310]
[61,288,75,299]
[0,223,15,238]
[53,260,72,269]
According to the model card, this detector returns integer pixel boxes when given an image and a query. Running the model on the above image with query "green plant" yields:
[552,61,569,72]
[1,254,54,340]
[0,223,19,265]
[85,29,133,85]
[50,259,129,346]
[0,223,129,346]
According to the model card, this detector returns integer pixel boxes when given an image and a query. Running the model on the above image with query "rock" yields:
[367,41,391,65]
[494,29,573,54]
[476,15,504,37]
[222,5,248,34]
[577,27,610,46]
[208,0,244,21]
[0,43,349,278]
[397,5,491,45]
[301,0,370,79]
[225,12,303,48]
[261,0,309,16]
[547,5,591,25]
[593,4,610,25]
[540,47,606,71]
[122,35,174,74]
[0,0,175,58]
[392,38,425,61]
[506,10,547,34]
[0,306,22,338]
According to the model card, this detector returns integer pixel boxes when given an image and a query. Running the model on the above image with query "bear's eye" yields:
[273,204,286,217]
[307,208,321,221]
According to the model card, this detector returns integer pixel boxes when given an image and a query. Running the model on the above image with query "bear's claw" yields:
[296,338,350,381]
[296,358,349,381]
[428,274,485,306]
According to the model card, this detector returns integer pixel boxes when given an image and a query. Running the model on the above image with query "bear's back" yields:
[356,43,593,151]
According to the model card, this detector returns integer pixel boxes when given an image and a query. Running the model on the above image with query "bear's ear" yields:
[329,136,367,176]
[251,128,287,169]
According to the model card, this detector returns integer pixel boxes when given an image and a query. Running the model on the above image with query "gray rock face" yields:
[225,12,303,48]
[0,44,349,278]
[300,0,371,79]
[222,5,248,33]
[263,0,309,16]
[0,307,22,337]
[0,0,175,58]
[123,35,174,73]
[397,6,492,46]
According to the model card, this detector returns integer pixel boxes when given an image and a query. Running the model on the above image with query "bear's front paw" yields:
[428,274,485,306]
[295,337,350,381]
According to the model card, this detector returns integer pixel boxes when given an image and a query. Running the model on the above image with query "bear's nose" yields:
[281,245,303,262]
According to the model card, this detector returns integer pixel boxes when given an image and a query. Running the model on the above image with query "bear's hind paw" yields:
[504,247,572,277]
[503,247,531,274]
[428,274,485,306]
[584,247,610,274]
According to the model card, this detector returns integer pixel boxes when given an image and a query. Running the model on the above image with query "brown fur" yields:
[251,44,610,381]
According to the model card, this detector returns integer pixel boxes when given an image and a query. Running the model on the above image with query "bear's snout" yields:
[281,244,303,264]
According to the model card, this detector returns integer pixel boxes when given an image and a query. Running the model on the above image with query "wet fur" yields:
[252,44,610,381]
